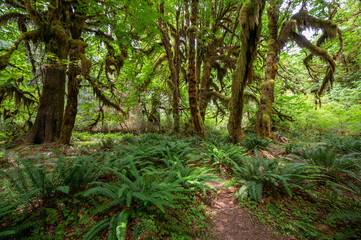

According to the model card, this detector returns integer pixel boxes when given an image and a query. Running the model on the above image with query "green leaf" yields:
[56,186,70,194]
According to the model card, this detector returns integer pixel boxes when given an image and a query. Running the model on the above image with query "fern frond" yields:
[84,218,110,240]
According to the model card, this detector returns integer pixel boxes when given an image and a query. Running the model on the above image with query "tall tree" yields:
[157,1,182,133]
[0,0,88,143]
[228,0,266,143]
[257,2,342,139]
[256,0,280,139]
[187,0,206,137]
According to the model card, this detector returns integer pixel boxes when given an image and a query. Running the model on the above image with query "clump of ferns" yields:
[0,154,104,238]
[322,135,361,153]
[233,155,316,202]
[108,138,194,169]
[160,153,217,193]
[202,143,246,176]
[206,131,232,148]
[294,147,361,191]
[99,138,115,151]
[82,163,186,240]
[327,186,361,240]
[241,134,272,152]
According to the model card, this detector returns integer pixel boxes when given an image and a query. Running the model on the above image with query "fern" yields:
[242,134,272,152]
[233,156,311,202]
[55,153,103,192]
[202,143,246,176]
[83,163,186,239]
[84,218,110,240]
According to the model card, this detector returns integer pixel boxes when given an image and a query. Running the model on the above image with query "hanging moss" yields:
[80,54,92,78]
[279,20,297,49]
[50,25,87,58]
[105,53,125,76]
[0,30,38,70]
[292,10,338,38]
[0,12,25,25]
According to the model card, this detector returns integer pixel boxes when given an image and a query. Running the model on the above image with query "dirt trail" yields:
[207,181,291,240]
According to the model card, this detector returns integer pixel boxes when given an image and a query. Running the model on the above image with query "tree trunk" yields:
[158,2,180,133]
[228,0,266,143]
[59,18,86,145]
[187,0,206,137]
[26,65,66,144]
[257,1,280,139]
[199,58,212,120]
[59,58,80,144]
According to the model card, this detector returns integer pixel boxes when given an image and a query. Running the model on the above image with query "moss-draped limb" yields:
[291,32,336,98]
[49,24,88,59]
[209,91,231,108]
[292,10,338,38]
[87,77,126,115]
[0,80,37,107]
[0,12,27,25]
[278,9,341,106]
[0,30,38,70]
[24,0,44,27]
[228,0,266,143]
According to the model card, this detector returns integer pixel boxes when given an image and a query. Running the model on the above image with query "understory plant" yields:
[83,163,186,240]
[242,134,272,152]
[233,156,313,202]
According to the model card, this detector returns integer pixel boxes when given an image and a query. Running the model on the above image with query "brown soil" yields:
[207,181,292,240]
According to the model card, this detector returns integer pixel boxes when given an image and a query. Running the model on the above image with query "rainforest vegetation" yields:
[0,0,361,239]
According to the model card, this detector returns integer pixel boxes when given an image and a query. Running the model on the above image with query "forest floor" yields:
[208,181,291,240]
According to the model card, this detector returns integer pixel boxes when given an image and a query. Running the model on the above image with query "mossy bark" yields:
[228,0,266,144]
[59,16,87,145]
[158,2,180,133]
[187,0,206,137]
[257,0,279,139]
[199,59,212,121]
[26,65,66,144]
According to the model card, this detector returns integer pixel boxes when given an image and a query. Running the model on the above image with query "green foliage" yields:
[161,153,217,192]
[202,143,245,175]
[322,135,361,153]
[99,138,115,151]
[83,162,186,239]
[328,205,361,240]
[55,153,104,193]
[233,156,311,202]
[301,147,360,178]
[284,142,298,154]
[241,134,272,152]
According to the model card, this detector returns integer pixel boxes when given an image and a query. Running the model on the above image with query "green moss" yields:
[0,55,10,70]
[261,80,275,90]
[186,26,198,33]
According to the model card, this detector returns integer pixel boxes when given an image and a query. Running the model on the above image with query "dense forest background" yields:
[0,0,360,239]
[0,0,360,143]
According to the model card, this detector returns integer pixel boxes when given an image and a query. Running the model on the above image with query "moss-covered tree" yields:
[187,0,206,137]
[228,0,266,143]
[257,3,342,139]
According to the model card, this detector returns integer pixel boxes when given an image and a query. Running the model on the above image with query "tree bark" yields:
[228,0,266,144]
[26,65,66,144]
[59,57,81,144]
[257,0,280,139]
[199,58,212,120]
[158,2,180,133]
[59,16,86,145]
[187,0,206,137]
